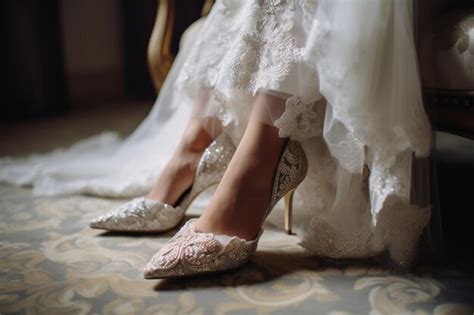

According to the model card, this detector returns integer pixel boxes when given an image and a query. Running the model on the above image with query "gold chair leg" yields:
[284,189,295,235]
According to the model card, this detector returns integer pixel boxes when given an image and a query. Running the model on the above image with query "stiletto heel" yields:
[284,189,295,235]
[143,140,308,279]
[89,133,235,233]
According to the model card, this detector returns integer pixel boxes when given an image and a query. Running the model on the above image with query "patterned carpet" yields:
[1,184,473,315]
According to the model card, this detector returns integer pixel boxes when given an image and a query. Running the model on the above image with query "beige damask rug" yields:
[1,184,473,315]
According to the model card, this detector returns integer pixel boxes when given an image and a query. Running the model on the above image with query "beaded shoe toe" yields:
[143,219,261,278]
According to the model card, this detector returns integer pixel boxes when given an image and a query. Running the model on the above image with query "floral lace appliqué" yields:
[144,221,259,277]
[275,96,325,141]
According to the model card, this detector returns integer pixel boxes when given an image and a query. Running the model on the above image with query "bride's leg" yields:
[147,90,218,205]
[146,117,213,205]
[195,94,286,240]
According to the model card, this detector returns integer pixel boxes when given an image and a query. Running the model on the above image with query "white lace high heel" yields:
[89,133,235,233]
[143,140,308,279]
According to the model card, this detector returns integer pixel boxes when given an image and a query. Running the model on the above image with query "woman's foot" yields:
[89,119,213,232]
[194,98,287,241]
[143,105,309,278]
[147,119,213,205]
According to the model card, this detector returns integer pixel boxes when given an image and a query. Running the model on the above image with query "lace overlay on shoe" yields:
[270,140,308,212]
[143,220,260,278]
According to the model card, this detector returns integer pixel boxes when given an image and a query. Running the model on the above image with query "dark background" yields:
[0,0,204,120]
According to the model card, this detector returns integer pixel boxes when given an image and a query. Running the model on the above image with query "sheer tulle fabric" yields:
[0,38,195,197]
[297,0,432,266]
[0,0,431,267]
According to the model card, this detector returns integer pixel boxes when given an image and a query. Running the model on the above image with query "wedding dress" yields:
[0,0,432,267]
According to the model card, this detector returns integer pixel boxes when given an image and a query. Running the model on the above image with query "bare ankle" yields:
[179,120,213,153]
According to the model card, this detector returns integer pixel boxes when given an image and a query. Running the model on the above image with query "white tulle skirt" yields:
[0,0,432,267]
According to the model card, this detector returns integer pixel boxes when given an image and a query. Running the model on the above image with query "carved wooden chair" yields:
[146,0,213,91]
